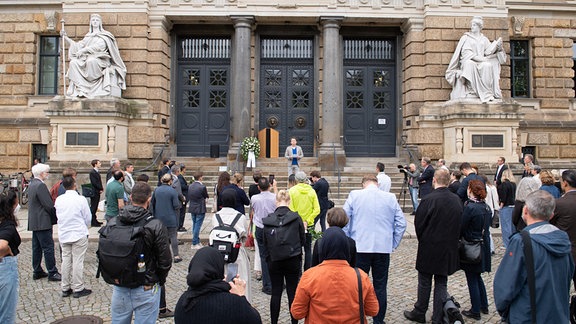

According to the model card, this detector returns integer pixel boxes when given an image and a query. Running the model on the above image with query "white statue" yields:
[61,14,127,98]
[445,16,506,103]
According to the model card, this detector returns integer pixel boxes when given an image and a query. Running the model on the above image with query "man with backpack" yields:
[98,182,172,323]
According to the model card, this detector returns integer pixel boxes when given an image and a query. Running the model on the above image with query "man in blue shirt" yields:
[343,174,407,324]
[284,137,303,176]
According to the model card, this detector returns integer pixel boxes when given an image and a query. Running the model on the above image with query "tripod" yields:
[398,172,409,212]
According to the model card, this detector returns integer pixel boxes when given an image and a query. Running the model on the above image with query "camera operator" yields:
[402,163,421,215]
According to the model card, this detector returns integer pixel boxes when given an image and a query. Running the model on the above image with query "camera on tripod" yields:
[397,164,409,173]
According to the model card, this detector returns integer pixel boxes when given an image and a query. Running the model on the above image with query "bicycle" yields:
[17,170,31,206]
[0,173,9,195]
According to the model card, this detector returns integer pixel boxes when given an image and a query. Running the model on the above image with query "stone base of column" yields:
[318,143,346,173]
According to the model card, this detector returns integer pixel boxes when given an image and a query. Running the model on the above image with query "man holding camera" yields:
[402,163,421,215]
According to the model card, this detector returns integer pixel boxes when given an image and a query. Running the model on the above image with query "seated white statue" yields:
[445,16,506,103]
[61,14,127,98]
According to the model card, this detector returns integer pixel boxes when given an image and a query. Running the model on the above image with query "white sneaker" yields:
[191,243,203,250]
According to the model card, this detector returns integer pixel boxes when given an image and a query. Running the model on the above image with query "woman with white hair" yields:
[511,176,541,232]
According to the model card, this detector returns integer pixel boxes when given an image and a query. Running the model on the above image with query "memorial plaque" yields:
[471,134,503,148]
[65,132,99,146]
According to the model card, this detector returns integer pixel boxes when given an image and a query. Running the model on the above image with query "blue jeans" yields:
[32,228,58,276]
[255,227,271,291]
[190,213,205,245]
[464,271,488,314]
[0,256,19,324]
[111,284,161,324]
[409,187,419,211]
[500,206,514,248]
[356,253,390,324]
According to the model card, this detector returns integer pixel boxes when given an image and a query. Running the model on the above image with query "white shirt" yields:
[55,190,91,243]
[377,172,392,192]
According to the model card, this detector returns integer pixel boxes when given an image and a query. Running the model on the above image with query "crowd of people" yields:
[1,151,576,324]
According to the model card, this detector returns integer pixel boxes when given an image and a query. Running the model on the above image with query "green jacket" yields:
[288,183,320,226]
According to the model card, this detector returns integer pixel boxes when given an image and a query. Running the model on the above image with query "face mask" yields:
[14,204,21,215]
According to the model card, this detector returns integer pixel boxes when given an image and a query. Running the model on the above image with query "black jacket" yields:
[262,206,305,262]
[116,205,172,285]
[89,168,103,192]
[497,180,516,207]
[460,200,492,273]
[312,178,330,210]
[415,187,463,276]
[417,165,435,198]
[494,164,508,186]
[175,291,262,324]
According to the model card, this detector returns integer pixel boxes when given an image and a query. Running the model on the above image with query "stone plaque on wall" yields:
[471,134,503,148]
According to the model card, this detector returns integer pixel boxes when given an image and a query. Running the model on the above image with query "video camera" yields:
[397,164,408,173]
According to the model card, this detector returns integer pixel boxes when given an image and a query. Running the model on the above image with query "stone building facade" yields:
[0,0,574,172]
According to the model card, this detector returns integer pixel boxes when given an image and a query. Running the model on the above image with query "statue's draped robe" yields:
[445,32,505,103]
[67,30,127,98]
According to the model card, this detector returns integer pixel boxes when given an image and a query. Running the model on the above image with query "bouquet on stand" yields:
[240,137,261,168]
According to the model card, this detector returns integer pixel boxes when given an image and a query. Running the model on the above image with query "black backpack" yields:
[262,212,302,262]
[209,213,242,263]
[96,215,152,288]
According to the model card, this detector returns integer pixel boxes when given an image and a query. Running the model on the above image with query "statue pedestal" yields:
[418,100,523,163]
[45,96,135,162]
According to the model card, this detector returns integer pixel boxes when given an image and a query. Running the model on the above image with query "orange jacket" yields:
[291,260,379,323]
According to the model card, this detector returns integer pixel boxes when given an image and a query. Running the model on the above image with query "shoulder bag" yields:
[459,210,485,264]
[355,267,365,324]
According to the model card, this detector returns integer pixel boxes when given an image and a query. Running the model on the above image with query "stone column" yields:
[318,17,346,171]
[228,16,254,160]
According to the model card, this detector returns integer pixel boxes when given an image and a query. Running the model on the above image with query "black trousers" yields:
[414,271,448,324]
[268,255,301,324]
[90,193,100,223]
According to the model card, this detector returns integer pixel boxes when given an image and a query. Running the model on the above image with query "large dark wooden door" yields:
[176,37,230,156]
[259,38,315,155]
[343,39,397,157]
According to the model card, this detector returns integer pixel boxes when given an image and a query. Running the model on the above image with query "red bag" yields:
[245,232,255,248]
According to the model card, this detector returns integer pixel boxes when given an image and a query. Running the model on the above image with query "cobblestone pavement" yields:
[15,227,506,324]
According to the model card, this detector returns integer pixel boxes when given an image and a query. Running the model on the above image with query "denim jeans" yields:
[500,206,514,248]
[414,272,447,323]
[356,253,390,324]
[0,256,19,324]
[190,213,205,245]
[255,227,271,291]
[464,271,488,314]
[409,187,419,211]
[32,228,58,276]
[111,284,160,324]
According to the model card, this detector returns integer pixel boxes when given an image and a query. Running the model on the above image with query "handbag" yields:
[459,237,483,264]
[491,209,500,228]
[328,199,335,209]
[81,183,95,198]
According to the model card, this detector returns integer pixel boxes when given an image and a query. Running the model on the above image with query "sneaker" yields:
[73,288,92,298]
[174,256,183,263]
[191,243,203,250]
[177,227,187,232]
[48,273,62,282]
[159,309,175,318]
[62,289,73,297]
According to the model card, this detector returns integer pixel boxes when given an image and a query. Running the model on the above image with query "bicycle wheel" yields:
[20,187,29,205]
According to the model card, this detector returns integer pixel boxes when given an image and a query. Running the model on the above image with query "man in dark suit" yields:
[89,159,103,226]
[157,157,171,186]
[177,164,189,232]
[493,156,508,186]
[28,163,61,281]
[417,157,435,199]
[310,170,330,232]
[404,169,463,324]
[550,169,576,288]
[457,162,485,202]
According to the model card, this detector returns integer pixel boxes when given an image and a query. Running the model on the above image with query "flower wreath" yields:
[240,137,261,160]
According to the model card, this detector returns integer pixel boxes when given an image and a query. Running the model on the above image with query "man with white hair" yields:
[106,158,121,183]
[28,163,61,281]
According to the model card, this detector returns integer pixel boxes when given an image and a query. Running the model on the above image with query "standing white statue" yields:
[445,16,506,103]
[61,14,127,98]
